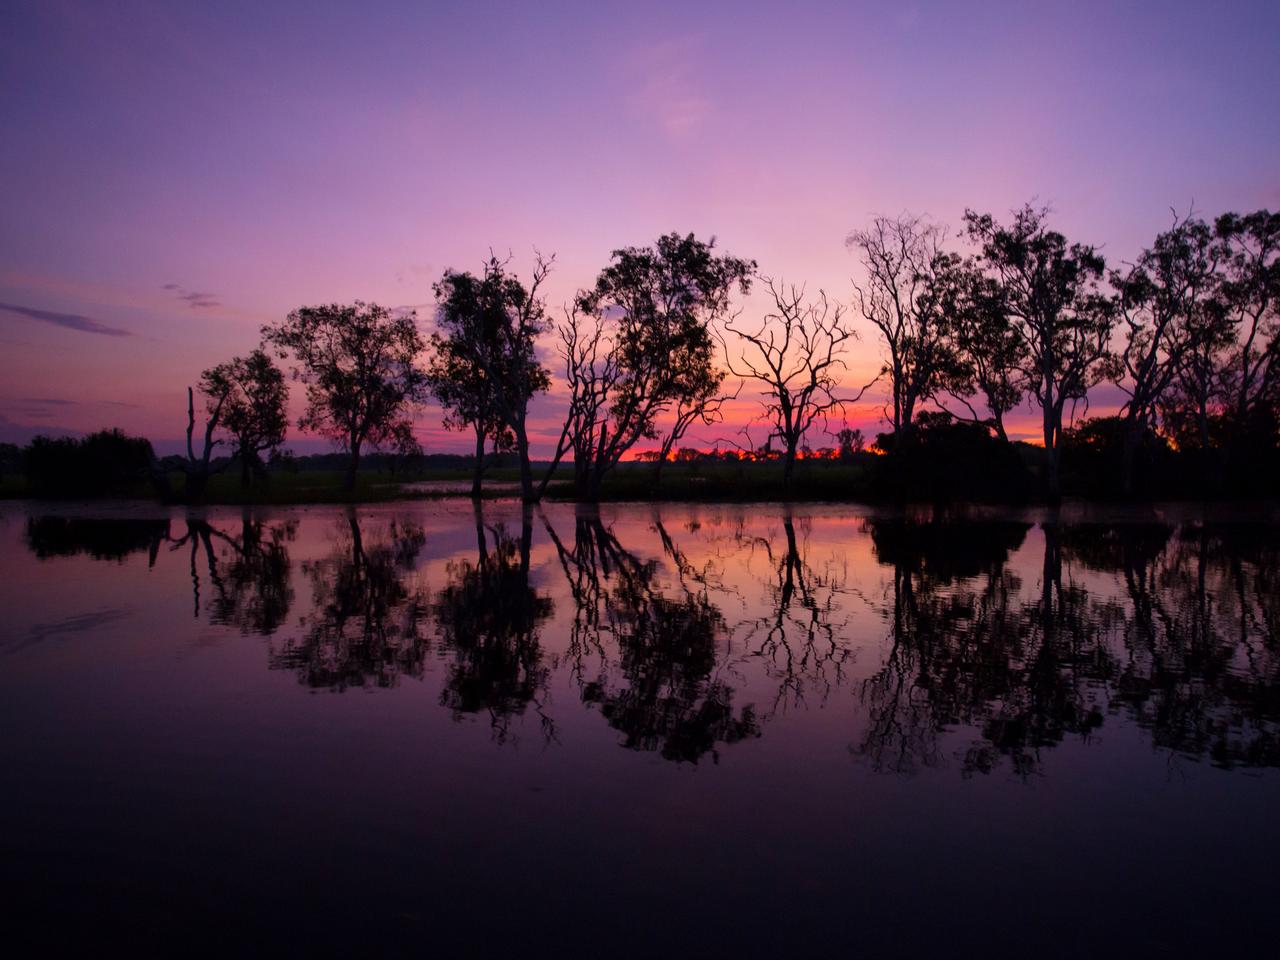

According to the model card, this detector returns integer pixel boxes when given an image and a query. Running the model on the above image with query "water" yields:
[3,499,1278,955]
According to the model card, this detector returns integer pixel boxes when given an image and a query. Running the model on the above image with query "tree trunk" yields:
[573,456,591,501]
[472,426,485,499]
[515,423,535,503]
[653,450,668,488]
[240,452,253,489]
[585,461,605,503]
[993,414,1009,444]
[1120,418,1142,498]
[185,469,208,503]
[783,442,797,497]
[1043,404,1061,503]
[344,440,362,493]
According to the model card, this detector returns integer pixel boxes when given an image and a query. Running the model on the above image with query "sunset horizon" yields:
[4,1,1276,457]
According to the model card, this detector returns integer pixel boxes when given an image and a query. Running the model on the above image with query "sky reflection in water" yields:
[2,501,1278,954]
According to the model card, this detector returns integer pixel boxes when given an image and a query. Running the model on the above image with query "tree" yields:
[1110,214,1223,492]
[263,302,427,491]
[652,364,732,486]
[1215,210,1279,434]
[23,429,156,498]
[934,256,1026,442]
[179,381,231,501]
[430,255,553,502]
[965,204,1115,499]
[848,215,962,441]
[424,319,515,499]
[199,348,288,488]
[724,280,875,492]
[553,232,753,501]
[837,427,865,462]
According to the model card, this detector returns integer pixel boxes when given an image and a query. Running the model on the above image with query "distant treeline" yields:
[4,205,1277,503]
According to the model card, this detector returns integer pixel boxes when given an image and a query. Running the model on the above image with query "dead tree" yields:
[723,280,876,493]
[847,214,958,441]
[179,385,230,501]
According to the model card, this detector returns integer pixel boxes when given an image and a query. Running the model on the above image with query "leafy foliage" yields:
[263,302,427,489]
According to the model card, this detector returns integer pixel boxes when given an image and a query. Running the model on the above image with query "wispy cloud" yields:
[628,38,710,138]
[162,282,220,309]
[0,412,82,445]
[0,301,131,337]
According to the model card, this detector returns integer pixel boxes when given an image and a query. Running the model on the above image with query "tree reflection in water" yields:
[19,504,1280,774]
[431,506,555,742]
[191,512,296,635]
[727,509,856,714]
[1062,521,1280,769]
[269,510,426,689]
[25,515,173,563]
[25,511,296,634]
[544,508,760,763]
[857,517,1111,776]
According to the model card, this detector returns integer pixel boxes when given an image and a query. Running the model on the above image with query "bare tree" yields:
[652,369,736,486]
[532,306,613,501]
[723,280,875,493]
[178,381,232,501]
[847,214,960,441]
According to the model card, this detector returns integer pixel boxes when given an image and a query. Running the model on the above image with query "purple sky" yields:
[2,0,1277,453]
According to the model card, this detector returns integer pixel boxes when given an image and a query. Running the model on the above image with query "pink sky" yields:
[2,1,1277,454]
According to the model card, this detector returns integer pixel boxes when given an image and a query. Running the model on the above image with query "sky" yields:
[2,0,1277,455]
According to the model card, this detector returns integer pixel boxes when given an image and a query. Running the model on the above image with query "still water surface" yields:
[3,500,1279,954]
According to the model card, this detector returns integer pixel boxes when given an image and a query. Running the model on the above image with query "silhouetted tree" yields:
[652,361,731,486]
[177,380,232,501]
[23,430,156,498]
[965,204,1115,499]
[430,255,553,501]
[724,280,873,492]
[263,302,427,491]
[424,322,514,498]
[848,215,962,440]
[1215,210,1279,436]
[935,256,1026,441]
[1109,214,1224,493]
[200,348,288,488]
[554,233,753,501]
[837,426,865,462]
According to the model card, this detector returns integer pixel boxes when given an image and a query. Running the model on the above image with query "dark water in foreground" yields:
[2,500,1279,955]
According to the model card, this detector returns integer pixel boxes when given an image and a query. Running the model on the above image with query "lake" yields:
[3,499,1278,955]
